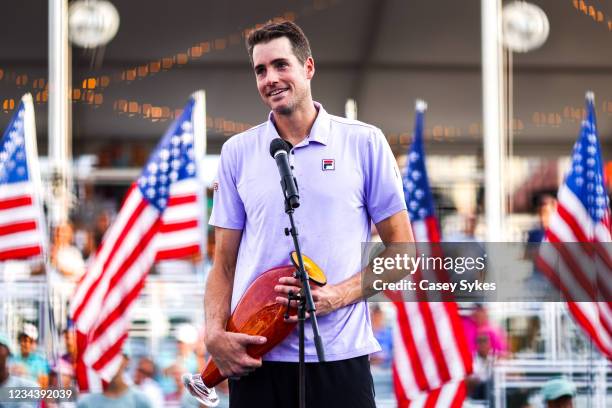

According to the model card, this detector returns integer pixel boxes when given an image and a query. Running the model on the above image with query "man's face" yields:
[476,333,492,358]
[539,197,557,229]
[19,336,34,356]
[252,37,314,115]
[64,330,76,354]
[134,358,154,385]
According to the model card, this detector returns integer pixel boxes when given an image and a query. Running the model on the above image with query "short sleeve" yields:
[209,141,246,230]
[364,129,407,224]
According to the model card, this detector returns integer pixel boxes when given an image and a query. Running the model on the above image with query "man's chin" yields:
[272,103,294,116]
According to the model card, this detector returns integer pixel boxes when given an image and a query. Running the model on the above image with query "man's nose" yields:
[265,70,279,85]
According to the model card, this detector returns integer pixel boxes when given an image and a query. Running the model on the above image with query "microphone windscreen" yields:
[269,138,290,158]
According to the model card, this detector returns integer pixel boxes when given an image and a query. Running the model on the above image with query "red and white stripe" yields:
[537,184,612,358]
[392,216,472,406]
[0,181,44,260]
[70,95,206,391]
[155,178,202,261]
[70,184,162,389]
[393,379,467,408]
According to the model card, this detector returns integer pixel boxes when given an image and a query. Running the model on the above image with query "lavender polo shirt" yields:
[209,102,406,362]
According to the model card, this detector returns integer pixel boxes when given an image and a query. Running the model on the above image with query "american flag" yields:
[393,100,472,407]
[0,94,46,261]
[70,96,204,390]
[537,92,612,358]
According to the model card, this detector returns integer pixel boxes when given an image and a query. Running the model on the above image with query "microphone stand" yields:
[281,187,325,408]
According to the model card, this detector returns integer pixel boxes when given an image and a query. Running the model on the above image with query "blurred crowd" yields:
[0,310,578,407]
[0,322,228,407]
[3,205,214,282]
[0,189,584,407]
[369,302,578,407]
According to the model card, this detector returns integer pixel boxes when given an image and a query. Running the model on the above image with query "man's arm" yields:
[204,227,267,377]
[275,210,413,318]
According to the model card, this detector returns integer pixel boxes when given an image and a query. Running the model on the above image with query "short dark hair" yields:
[246,20,312,65]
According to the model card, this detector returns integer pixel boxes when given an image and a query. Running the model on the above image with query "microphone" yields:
[269,138,300,208]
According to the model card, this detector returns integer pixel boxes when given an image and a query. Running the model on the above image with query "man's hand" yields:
[274,276,346,322]
[205,330,267,378]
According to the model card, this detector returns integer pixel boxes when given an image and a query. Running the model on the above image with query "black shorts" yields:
[228,355,376,408]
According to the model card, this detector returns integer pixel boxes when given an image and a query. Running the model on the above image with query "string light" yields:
[2,99,15,113]
[115,11,299,85]
[2,0,344,116]
[572,0,610,31]
[111,98,253,134]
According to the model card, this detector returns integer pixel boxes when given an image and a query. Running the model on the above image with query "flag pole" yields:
[48,0,72,227]
[22,94,49,262]
[344,99,357,120]
[585,90,596,408]
[415,99,427,114]
[192,90,208,274]
[481,0,506,241]
[23,93,60,372]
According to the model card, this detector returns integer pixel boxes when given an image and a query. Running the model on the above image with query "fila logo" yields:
[322,159,335,171]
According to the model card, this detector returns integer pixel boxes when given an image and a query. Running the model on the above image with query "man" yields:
[541,378,575,408]
[526,193,557,244]
[133,357,164,408]
[0,333,39,408]
[524,193,558,298]
[159,323,200,395]
[60,326,77,366]
[466,329,496,401]
[50,223,86,280]
[205,20,412,407]
[10,324,49,387]
[77,351,151,408]
[462,303,507,356]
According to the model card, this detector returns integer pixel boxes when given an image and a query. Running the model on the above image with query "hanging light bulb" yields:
[68,0,120,49]
[502,1,550,53]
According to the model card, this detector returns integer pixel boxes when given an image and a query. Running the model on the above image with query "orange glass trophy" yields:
[182,252,326,406]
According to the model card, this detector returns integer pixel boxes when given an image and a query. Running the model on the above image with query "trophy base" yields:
[182,373,220,407]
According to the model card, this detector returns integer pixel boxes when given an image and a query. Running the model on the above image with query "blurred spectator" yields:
[61,326,77,365]
[467,328,496,401]
[159,324,200,395]
[163,363,201,408]
[133,357,165,408]
[73,226,95,261]
[526,194,557,244]
[369,304,392,368]
[77,351,151,408]
[93,211,112,251]
[48,358,74,389]
[46,359,76,408]
[541,378,575,408]
[462,304,507,356]
[444,212,486,284]
[51,223,86,280]
[445,213,479,242]
[10,323,50,387]
[0,332,39,408]
[524,194,558,297]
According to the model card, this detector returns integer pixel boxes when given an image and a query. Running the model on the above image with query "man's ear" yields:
[304,57,315,80]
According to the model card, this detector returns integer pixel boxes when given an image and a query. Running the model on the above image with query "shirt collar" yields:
[265,101,330,146]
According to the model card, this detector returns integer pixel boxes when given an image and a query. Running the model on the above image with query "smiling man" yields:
[204,20,412,407]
